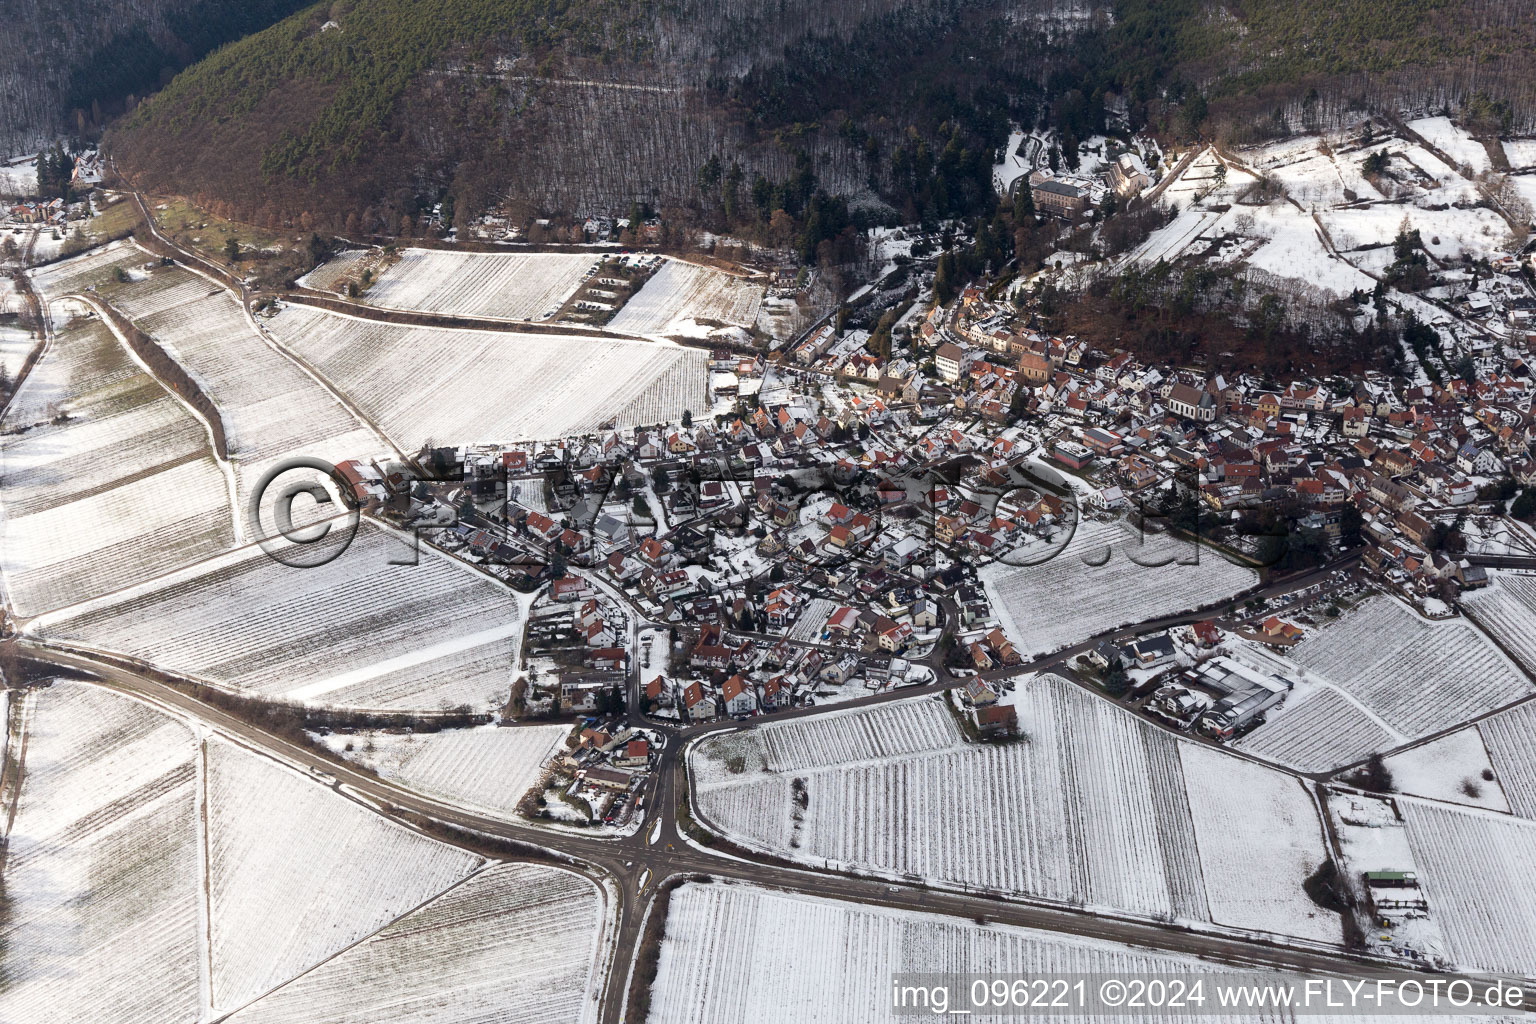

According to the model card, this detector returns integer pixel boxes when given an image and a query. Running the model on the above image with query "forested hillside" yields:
[0,0,312,155]
[103,0,1536,231]
[107,0,1102,230]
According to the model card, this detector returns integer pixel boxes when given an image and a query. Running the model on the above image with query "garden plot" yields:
[1461,570,1536,675]
[1473,700,1536,818]
[691,678,1333,940]
[30,522,528,712]
[649,882,1334,1024]
[1286,596,1531,739]
[205,738,482,1012]
[105,264,383,509]
[1400,800,1536,976]
[363,248,599,321]
[0,682,201,1024]
[0,313,233,616]
[979,518,1256,659]
[1379,729,1508,812]
[318,722,569,821]
[784,597,837,642]
[606,260,763,338]
[226,863,606,1024]
[266,304,706,447]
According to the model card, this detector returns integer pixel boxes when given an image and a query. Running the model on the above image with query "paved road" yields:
[24,607,1512,1024]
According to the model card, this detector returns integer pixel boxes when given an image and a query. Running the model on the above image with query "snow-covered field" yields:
[226,863,607,1024]
[1471,700,1536,819]
[1234,686,1398,773]
[205,737,482,1011]
[649,882,1335,1024]
[1461,570,1536,676]
[363,248,599,321]
[1286,596,1531,739]
[980,519,1257,658]
[30,243,384,527]
[1379,729,1508,812]
[1178,743,1335,940]
[267,303,707,447]
[319,722,569,820]
[0,682,202,1024]
[607,260,763,338]
[0,678,600,1023]
[1408,116,1491,174]
[297,249,374,294]
[0,311,233,616]
[1401,800,1536,976]
[104,261,384,509]
[690,679,1336,941]
[30,522,529,712]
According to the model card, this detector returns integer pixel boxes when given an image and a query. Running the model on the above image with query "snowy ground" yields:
[980,519,1257,659]
[362,248,599,321]
[1379,729,1509,812]
[317,722,569,821]
[267,303,707,448]
[606,260,764,339]
[30,522,530,712]
[690,678,1336,942]
[1408,116,1491,174]
[0,310,234,616]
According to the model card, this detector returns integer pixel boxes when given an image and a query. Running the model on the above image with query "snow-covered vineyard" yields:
[980,519,1258,659]
[606,260,764,339]
[30,241,385,515]
[266,303,709,448]
[690,680,1337,943]
[0,683,202,1024]
[102,262,386,508]
[205,738,483,1011]
[224,863,607,1024]
[0,681,609,1024]
[1286,597,1530,738]
[649,882,1353,1024]
[1400,800,1536,977]
[361,248,600,321]
[0,312,233,616]
[28,523,529,712]
[1461,570,1536,677]
[319,722,570,821]
[1233,596,1531,773]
